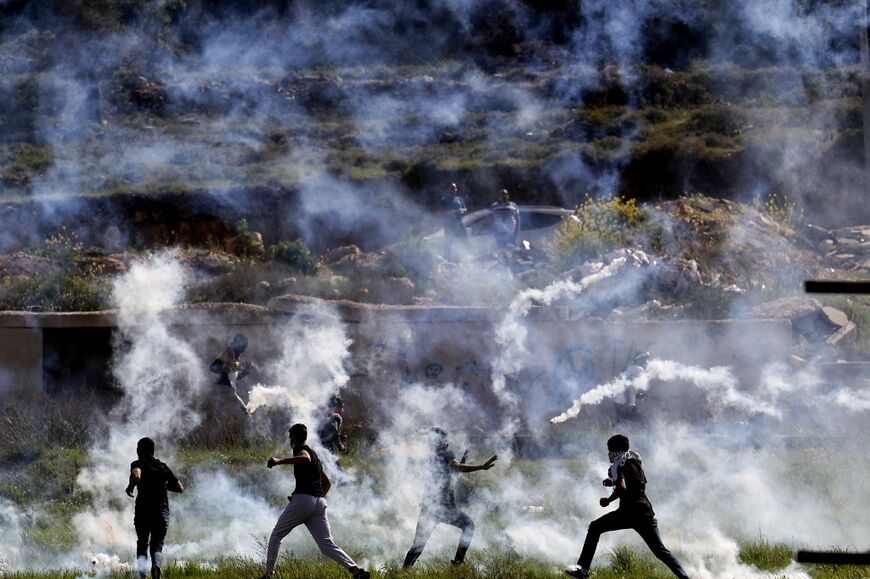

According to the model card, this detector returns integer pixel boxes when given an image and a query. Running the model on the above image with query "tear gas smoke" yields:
[551,359,777,424]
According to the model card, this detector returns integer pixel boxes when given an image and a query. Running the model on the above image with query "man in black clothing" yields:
[126,437,184,579]
[565,434,689,579]
[403,427,497,568]
[260,423,370,579]
[318,395,348,454]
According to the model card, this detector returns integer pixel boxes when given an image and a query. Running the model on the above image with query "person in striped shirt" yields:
[488,188,520,248]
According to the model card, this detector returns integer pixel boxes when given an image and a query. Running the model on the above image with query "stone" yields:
[751,296,821,322]
[323,245,361,264]
[826,321,856,346]
[821,306,848,328]
[817,239,835,252]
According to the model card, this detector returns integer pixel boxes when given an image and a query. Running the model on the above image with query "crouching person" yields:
[261,423,371,579]
[126,437,184,579]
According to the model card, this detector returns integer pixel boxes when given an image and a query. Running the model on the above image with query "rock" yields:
[276,277,298,291]
[183,251,236,275]
[366,277,415,305]
[817,239,835,252]
[752,296,821,319]
[821,306,849,328]
[826,321,856,346]
[836,238,862,248]
[323,245,361,264]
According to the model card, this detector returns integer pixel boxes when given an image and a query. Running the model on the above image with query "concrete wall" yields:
[0,300,793,425]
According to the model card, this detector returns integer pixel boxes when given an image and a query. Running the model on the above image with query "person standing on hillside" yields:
[318,395,349,455]
[260,423,371,579]
[209,333,254,414]
[489,188,520,248]
[615,351,650,423]
[565,434,690,579]
[126,437,184,579]
[402,427,498,568]
[439,182,468,261]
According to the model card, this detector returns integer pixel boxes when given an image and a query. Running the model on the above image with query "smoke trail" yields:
[551,358,779,424]
[246,302,352,419]
[491,257,628,422]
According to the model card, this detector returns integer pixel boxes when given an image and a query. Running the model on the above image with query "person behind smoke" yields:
[260,423,371,579]
[402,427,497,568]
[488,188,520,248]
[318,395,348,454]
[125,437,184,579]
[208,333,253,413]
[615,351,650,423]
[565,434,690,579]
[439,182,468,261]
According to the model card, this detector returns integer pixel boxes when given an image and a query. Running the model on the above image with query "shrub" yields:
[383,232,436,283]
[551,195,649,267]
[271,239,318,275]
[232,219,264,260]
[752,189,804,229]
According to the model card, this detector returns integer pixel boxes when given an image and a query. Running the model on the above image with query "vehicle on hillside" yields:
[426,205,575,257]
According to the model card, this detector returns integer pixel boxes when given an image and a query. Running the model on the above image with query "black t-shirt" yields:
[424,446,456,507]
[131,457,179,514]
[617,458,654,516]
[292,445,325,498]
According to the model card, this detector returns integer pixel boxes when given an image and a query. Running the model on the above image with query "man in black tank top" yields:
[125,437,184,579]
[565,434,690,579]
[259,423,371,579]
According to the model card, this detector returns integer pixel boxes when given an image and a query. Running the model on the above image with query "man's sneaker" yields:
[564,565,589,579]
[450,559,464,566]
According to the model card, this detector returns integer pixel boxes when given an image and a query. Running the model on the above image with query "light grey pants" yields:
[265,493,358,575]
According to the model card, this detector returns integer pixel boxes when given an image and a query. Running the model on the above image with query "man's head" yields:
[449,182,459,194]
[329,395,345,413]
[498,188,510,203]
[136,437,155,459]
[429,427,449,449]
[288,423,308,445]
[230,333,248,354]
[607,434,630,460]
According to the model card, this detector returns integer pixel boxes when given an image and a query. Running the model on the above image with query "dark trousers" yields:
[403,503,475,568]
[577,509,689,579]
[134,510,168,579]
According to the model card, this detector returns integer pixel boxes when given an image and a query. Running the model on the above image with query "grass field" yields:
[4,545,869,579]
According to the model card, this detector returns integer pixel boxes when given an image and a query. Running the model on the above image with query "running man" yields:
[126,437,184,579]
[260,423,371,579]
[565,434,689,579]
[403,427,497,568]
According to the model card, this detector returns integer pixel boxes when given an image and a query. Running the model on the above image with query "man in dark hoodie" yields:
[126,437,184,579]
[260,423,371,579]
[565,434,690,579]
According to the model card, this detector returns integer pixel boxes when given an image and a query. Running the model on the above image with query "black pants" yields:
[134,509,168,578]
[403,503,475,567]
[577,509,689,579]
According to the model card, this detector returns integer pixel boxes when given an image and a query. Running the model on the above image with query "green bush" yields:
[551,195,649,267]
[383,232,436,283]
[271,239,318,275]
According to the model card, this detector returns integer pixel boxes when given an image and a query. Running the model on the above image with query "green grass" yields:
[5,546,870,578]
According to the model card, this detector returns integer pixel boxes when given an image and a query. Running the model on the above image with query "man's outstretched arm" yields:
[451,454,497,473]
[267,450,311,468]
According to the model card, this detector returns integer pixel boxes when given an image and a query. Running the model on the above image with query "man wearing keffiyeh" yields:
[565,434,690,579]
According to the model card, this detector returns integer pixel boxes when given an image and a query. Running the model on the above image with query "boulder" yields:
[826,321,856,347]
[323,245,361,264]
[821,306,849,328]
